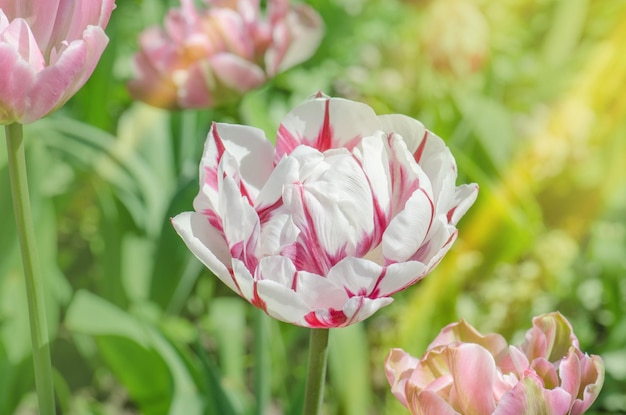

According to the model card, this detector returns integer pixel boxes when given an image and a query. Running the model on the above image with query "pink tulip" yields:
[0,0,115,124]
[128,0,323,109]
[172,93,478,328]
[386,312,605,415]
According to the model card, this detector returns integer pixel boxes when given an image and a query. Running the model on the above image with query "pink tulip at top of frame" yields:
[128,0,324,109]
[0,0,115,124]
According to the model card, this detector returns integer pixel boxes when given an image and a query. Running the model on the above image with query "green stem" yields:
[253,309,270,415]
[302,329,330,415]
[5,123,55,415]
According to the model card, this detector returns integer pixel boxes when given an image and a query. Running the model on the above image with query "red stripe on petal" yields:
[414,130,428,164]
[446,206,457,223]
[202,209,224,233]
[304,308,348,328]
[315,98,333,151]
[257,198,283,224]
[211,122,227,159]
[276,123,300,161]
[239,179,253,206]
[291,184,334,275]
[291,270,298,290]
[228,268,244,297]
[368,268,387,299]
[251,282,267,311]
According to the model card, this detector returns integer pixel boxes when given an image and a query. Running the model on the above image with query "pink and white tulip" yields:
[386,312,605,415]
[0,0,115,124]
[172,94,477,327]
[128,0,323,109]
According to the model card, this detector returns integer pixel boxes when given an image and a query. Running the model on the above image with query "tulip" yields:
[386,312,604,415]
[172,93,478,328]
[128,0,323,109]
[0,0,115,124]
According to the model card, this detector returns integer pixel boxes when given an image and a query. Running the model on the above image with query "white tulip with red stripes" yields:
[172,93,478,328]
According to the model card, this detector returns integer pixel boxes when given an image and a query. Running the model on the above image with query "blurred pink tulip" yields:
[128,0,323,109]
[0,0,115,124]
[172,93,478,328]
[386,312,604,415]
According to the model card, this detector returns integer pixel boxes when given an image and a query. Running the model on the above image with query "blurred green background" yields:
[1,0,625,413]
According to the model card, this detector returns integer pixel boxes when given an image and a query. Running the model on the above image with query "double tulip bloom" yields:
[0,0,115,124]
[128,0,323,109]
[172,94,478,328]
[386,312,604,415]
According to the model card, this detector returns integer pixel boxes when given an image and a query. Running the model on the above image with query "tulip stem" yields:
[302,328,330,415]
[5,123,56,415]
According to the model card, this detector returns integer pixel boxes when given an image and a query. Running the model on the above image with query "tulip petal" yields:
[210,53,266,92]
[219,172,261,268]
[266,4,324,75]
[276,95,382,159]
[325,257,383,298]
[558,349,582,405]
[206,122,275,194]
[282,149,374,273]
[385,348,420,407]
[570,355,604,415]
[448,183,479,225]
[493,376,554,415]
[171,212,238,293]
[0,43,35,123]
[449,343,497,414]
[383,187,435,263]
[25,27,109,123]
[373,261,427,297]
[417,390,461,415]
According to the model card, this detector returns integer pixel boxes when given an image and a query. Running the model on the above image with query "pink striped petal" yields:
[325,257,383,298]
[219,172,261,269]
[171,212,238,293]
[448,183,479,225]
[383,188,435,263]
[276,95,382,160]
[373,261,427,297]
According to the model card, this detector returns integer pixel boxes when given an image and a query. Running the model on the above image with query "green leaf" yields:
[453,91,516,170]
[542,0,589,69]
[66,291,205,414]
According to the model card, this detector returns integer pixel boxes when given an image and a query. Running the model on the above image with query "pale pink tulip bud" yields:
[0,0,115,124]
[128,0,323,109]
[172,93,478,328]
[386,312,604,415]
